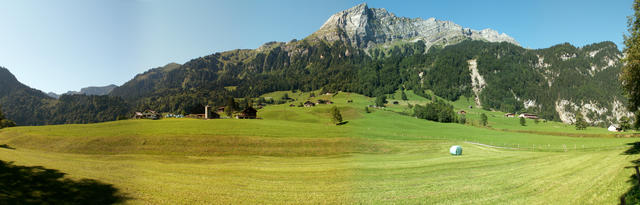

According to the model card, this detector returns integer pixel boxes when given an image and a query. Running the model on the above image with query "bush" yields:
[481,113,488,126]
[520,117,526,126]
[375,95,387,107]
[414,99,456,123]
[459,115,466,124]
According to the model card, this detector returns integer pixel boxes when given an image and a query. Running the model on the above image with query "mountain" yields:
[46,92,60,99]
[0,3,631,126]
[47,85,119,99]
[0,67,130,126]
[107,3,631,126]
[0,67,55,125]
[310,3,518,51]
[64,84,118,96]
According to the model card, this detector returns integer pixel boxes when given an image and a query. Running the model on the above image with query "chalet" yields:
[504,113,516,118]
[317,99,333,105]
[236,106,258,119]
[133,110,160,120]
[608,124,622,132]
[518,113,539,119]
[458,110,467,115]
[304,101,316,107]
[187,105,219,119]
[216,106,226,113]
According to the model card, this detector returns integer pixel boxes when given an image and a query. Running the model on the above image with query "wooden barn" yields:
[236,106,258,119]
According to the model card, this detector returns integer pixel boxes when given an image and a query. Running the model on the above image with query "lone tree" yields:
[375,95,387,107]
[401,91,408,101]
[575,113,588,130]
[519,117,526,126]
[330,106,343,125]
[480,113,488,126]
[622,0,640,127]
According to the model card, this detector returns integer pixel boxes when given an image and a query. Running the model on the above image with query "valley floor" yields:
[0,91,639,204]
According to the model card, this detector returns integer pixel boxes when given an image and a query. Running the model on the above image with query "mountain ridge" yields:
[311,3,518,51]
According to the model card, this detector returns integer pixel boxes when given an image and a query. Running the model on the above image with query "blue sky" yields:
[0,0,633,93]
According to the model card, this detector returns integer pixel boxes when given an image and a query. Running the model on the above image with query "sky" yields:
[0,0,634,94]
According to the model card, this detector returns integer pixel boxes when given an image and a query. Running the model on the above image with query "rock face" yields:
[312,3,519,51]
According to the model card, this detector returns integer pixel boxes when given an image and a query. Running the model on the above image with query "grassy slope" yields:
[0,91,638,204]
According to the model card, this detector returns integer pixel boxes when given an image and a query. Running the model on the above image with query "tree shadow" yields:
[0,160,128,204]
[621,142,640,204]
[337,121,349,126]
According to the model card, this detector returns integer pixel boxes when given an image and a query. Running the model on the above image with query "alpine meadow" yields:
[2,1,640,204]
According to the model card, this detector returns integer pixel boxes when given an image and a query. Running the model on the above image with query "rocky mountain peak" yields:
[312,3,519,51]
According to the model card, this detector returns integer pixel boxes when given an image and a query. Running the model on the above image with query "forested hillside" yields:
[0,67,129,125]
[109,39,629,126]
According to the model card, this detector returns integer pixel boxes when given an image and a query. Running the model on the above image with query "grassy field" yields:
[1,91,639,204]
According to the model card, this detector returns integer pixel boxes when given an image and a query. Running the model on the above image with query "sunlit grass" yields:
[0,91,638,204]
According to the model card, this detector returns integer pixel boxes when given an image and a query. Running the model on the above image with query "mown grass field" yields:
[1,91,639,204]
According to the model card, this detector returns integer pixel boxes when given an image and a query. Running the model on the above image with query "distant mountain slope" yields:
[0,67,55,125]
[0,67,129,125]
[64,84,118,96]
[47,85,118,99]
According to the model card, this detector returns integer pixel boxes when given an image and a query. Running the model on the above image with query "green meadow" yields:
[1,91,639,204]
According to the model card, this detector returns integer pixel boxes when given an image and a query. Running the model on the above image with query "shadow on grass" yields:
[0,144,15,150]
[622,142,640,204]
[0,160,128,204]
[337,121,349,126]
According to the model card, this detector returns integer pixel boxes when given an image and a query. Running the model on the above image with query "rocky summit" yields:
[312,3,519,51]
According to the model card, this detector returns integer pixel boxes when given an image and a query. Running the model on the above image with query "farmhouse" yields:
[304,101,316,107]
[457,110,466,115]
[236,106,258,119]
[518,113,538,119]
[317,99,333,104]
[504,113,516,118]
[608,124,622,132]
[187,105,219,119]
[133,110,161,120]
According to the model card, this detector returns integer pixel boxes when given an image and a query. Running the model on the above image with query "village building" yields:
[608,124,622,132]
[236,106,258,119]
[133,110,161,120]
[504,113,516,118]
[304,101,316,107]
[518,113,539,119]
[317,99,333,105]
[186,105,219,119]
[458,110,466,115]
